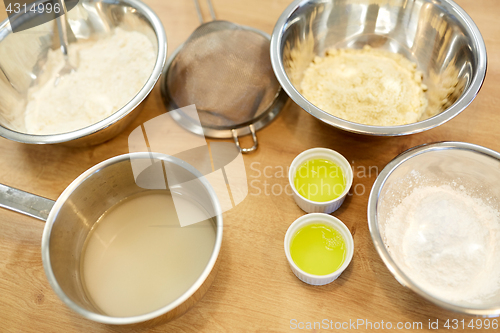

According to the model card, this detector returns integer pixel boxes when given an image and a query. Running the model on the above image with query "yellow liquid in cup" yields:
[81,191,216,317]
[290,223,346,276]
[294,159,346,202]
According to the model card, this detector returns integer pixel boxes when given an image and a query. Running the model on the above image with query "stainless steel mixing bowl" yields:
[368,142,500,316]
[0,0,167,146]
[270,0,487,136]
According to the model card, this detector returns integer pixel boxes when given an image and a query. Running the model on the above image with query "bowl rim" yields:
[270,0,488,136]
[0,0,167,144]
[41,152,224,325]
[367,141,500,316]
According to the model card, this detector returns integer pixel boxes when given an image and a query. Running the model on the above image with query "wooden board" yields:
[1,0,500,332]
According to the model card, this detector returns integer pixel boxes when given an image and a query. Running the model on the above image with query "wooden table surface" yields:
[1,0,499,332]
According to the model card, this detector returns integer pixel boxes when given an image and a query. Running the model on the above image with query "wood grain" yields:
[1,0,500,332]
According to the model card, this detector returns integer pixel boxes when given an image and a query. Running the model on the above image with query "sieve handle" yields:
[0,183,54,222]
[232,124,258,154]
[194,0,216,24]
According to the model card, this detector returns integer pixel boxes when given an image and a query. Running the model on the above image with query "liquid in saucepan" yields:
[81,191,216,317]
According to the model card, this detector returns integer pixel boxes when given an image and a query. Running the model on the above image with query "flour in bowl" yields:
[301,46,428,126]
[24,27,155,135]
[383,184,500,305]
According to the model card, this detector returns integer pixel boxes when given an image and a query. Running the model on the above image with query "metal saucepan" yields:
[0,153,223,325]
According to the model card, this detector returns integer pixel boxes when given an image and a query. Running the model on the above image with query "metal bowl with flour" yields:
[0,0,167,146]
[270,0,487,136]
[368,142,500,316]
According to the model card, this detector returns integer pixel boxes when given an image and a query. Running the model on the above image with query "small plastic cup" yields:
[284,213,354,285]
[288,148,353,213]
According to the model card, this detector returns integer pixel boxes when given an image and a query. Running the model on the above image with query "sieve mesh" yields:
[166,20,281,130]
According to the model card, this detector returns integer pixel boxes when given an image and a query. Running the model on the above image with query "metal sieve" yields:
[160,0,286,153]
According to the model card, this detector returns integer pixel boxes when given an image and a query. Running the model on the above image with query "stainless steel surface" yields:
[161,1,286,147]
[271,0,487,136]
[54,0,76,87]
[368,142,500,316]
[0,183,54,221]
[0,0,167,146]
[36,153,223,325]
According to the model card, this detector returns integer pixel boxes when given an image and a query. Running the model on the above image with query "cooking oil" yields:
[290,223,346,275]
[294,159,345,202]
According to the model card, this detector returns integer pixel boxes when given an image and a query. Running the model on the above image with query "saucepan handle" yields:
[0,183,55,222]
